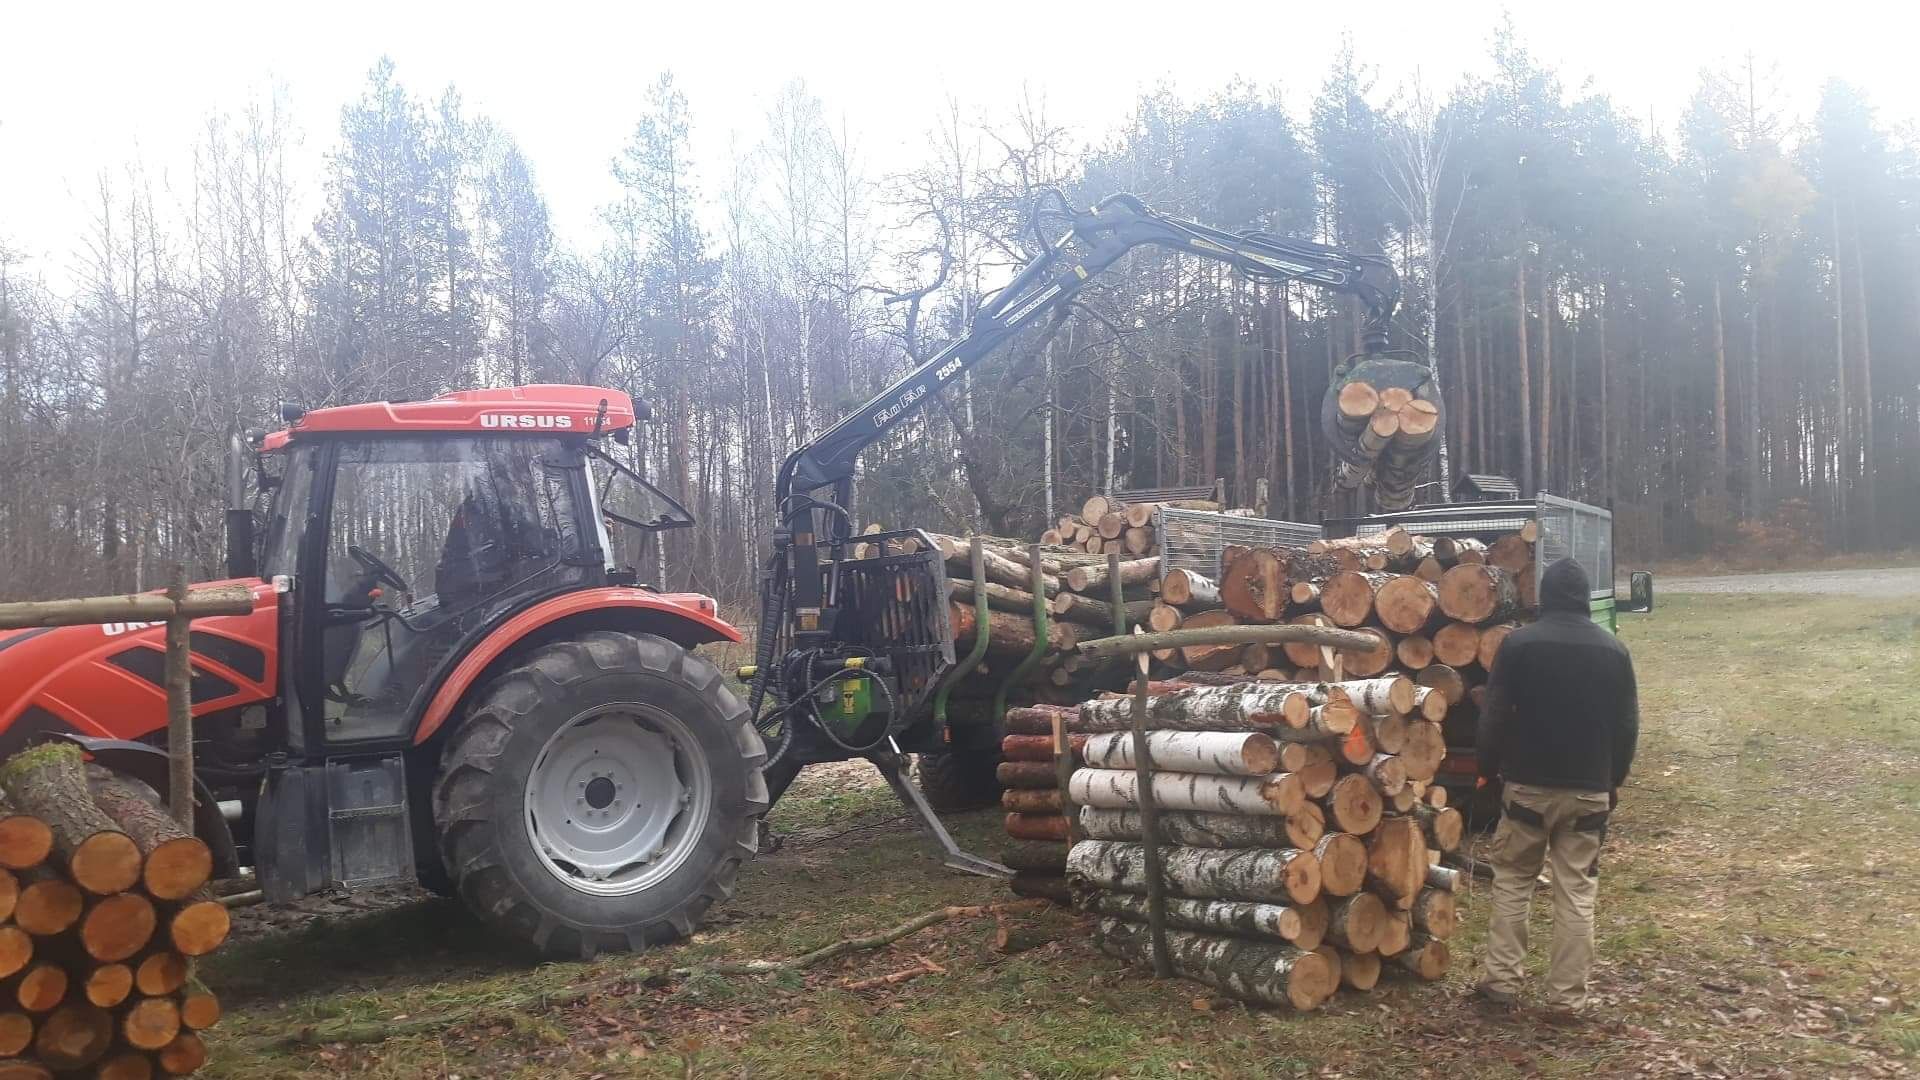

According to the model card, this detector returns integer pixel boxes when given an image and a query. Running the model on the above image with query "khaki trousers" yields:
[1481,781,1611,1008]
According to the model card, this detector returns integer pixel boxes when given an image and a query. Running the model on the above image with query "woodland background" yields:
[2,25,1916,605]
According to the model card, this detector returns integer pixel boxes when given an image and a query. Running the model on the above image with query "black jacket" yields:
[1477,559,1638,792]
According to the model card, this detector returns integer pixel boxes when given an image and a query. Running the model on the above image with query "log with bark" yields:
[1078,808,1306,850]
[1310,833,1368,897]
[1160,569,1221,610]
[1080,731,1280,776]
[1067,839,1322,906]
[1339,948,1382,990]
[1323,891,1389,953]
[1219,549,1288,622]
[1436,565,1519,625]
[1393,934,1450,980]
[1410,888,1457,939]
[1087,892,1327,951]
[1092,917,1337,1010]
[1365,817,1428,907]
[1068,769,1304,818]
[1064,557,1160,594]
[0,746,140,897]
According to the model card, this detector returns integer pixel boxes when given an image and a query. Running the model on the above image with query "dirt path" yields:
[1654,565,1920,597]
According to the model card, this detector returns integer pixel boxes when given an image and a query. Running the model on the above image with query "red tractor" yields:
[0,385,768,958]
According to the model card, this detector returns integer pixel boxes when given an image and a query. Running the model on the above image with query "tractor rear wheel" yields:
[432,631,767,959]
[915,750,1003,811]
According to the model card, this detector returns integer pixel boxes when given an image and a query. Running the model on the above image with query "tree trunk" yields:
[0,746,138,896]
[1081,732,1281,777]
[167,900,230,957]
[1004,814,1071,843]
[1321,774,1382,836]
[1515,252,1534,494]
[1477,623,1519,671]
[1220,550,1286,622]
[1431,622,1481,667]
[949,603,1075,656]
[85,769,210,901]
[1077,807,1308,851]
[1413,804,1464,854]
[1411,887,1458,938]
[1416,664,1465,706]
[1318,571,1394,628]
[1088,892,1326,950]
[1001,789,1062,814]
[1436,565,1518,624]
[32,1003,111,1070]
[1160,569,1221,610]
[1394,934,1450,980]
[1365,817,1427,907]
[1069,839,1320,906]
[1340,948,1382,990]
[1323,891,1389,953]
[78,893,155,963]
[1076,683,1342,735]
[1064,557,1158,594]
[1092,917,1336,1010]
[1311,832,1368,897]
[1046,590,1155,628]
[1067,769,1303,818]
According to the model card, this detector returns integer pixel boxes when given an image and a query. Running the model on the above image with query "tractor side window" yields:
[261,448,314,579]
[586,444,693,578]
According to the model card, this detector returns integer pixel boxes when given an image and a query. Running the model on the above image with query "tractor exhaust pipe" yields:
[225,431,257,580]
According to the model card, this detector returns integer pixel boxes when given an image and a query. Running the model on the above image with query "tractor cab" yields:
[173,384,758,954]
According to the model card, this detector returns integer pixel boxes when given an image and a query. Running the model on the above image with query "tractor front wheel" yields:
[432,631,767,959]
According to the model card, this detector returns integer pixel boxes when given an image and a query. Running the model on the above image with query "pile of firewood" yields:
[1146,523,1540,748]
[999,677,1464,1009]
[1039,496,1165,557]
[924,536,1161,704]
[0,743,227,1078]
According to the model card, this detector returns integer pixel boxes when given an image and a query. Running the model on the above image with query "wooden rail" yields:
[0,578,256,826]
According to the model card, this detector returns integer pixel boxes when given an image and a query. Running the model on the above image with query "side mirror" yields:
[1622,570,1654,613]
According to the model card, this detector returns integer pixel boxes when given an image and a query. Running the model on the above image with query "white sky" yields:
[4,0,1917,280]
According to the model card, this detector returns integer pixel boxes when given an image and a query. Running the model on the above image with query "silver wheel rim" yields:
[524,703,711,897]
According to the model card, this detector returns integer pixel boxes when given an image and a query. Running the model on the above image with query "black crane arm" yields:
[772,191,1400,514]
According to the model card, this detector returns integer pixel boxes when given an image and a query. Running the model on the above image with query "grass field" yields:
[201,593,1920,1079]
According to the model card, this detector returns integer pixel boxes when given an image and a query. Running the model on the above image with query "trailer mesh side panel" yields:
[829,539,955,707]
[1155,508,1323,582]
[1535,494,1613,599]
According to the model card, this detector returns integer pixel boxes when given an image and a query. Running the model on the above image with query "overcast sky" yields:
[4,0,1917,279]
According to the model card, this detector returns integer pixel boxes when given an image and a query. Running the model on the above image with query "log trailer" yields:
[0,192,1433,958]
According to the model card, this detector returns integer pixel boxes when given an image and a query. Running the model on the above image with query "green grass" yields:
[203,593,1920,1078]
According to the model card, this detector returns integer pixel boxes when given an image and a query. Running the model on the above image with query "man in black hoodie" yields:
[1475,558,1638,1012]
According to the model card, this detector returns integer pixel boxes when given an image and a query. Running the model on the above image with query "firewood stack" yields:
[1055,676,1464,1009]
[0,743,226,1078]
[1038,496,1176,557]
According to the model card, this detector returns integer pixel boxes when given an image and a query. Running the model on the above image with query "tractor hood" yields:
[0,580,279,755]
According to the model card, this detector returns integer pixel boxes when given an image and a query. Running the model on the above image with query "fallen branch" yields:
[219,889,264,909]
[841,955,946,991]
[676,900,1047,976]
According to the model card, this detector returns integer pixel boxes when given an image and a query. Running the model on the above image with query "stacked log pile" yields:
[925,536,1162,703]
[1059,676,1464,1008]
[0,744,225,1078]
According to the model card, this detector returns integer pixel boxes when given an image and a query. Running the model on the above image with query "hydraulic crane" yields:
[746,191,1435,865]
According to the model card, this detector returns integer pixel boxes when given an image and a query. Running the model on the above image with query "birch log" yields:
[1092,918,1336,1011]
[1339,676,1415,717]
[1067,840,1322,906]
[1081,731,1280,776]
[1311,833,1368,897]
[1077,684,1332,734]
[1411,888,1458,938]
[1077,807,1310,850]
[1323,891,1389,952]
[1395,934,1450,980]
[1087,892,1327,950]
[1160,569,1221,609]
[1321,774,1383,835]
[1340,949,1382,990]
[1068,768,1305,817]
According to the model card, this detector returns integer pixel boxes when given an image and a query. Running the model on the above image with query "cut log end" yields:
[95,1053,155,1080]
[168,901,232,957]
[31,1003,112,1071]
[1341,948,1382,990]
[179,990,221,1031]
[134,952,188,997]
[81,892,157,962]
[0,818,50,872]
[158,1031,209,1075]
[143,837,214,902]
[68,832,142,897]
[0,1013,29,1057]
[15,965,67,1013]
[121,997,181,1051]
[0,928,30,981]
[84,963,134,1008]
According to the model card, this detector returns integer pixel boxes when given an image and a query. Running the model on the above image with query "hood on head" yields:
[1539,558,1591,614]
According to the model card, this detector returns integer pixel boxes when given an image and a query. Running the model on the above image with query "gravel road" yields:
[1651,566,1920,597]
